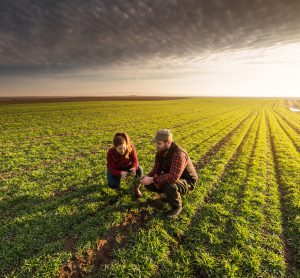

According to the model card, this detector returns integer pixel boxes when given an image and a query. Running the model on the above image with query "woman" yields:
[106,132,143,198]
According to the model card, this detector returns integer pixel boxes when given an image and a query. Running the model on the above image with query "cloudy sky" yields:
[1,0,300,97]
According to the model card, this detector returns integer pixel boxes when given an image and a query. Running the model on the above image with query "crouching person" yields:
[140,129,198,218]
[107,132,143,198]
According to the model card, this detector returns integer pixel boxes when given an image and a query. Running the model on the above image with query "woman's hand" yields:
[130,168,136,176]
[120,171,128,179]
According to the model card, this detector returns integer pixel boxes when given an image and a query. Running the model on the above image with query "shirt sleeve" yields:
[148,154,160,177]
[153,151,187,186]
[130,146,139,170]
[107,150,122,176]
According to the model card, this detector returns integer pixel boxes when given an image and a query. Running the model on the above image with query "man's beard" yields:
[157,145,168,153]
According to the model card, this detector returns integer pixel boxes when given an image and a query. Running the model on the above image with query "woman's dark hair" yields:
[113,132,132,158]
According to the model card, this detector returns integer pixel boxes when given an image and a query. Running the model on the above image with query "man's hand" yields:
[129,168,136,176]
[140,176,154,186]
[120,171,128,179]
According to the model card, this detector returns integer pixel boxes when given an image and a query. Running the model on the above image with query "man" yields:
[140,129,198,218]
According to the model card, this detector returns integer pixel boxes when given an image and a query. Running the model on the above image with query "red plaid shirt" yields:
[148,144,187,186]
[107,145,139,176]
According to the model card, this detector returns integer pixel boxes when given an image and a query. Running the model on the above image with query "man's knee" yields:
[163,180,190,195]
[162,183,182,208]
[145,183,161,193]
[162,182,181,195]
[162,182,178,195]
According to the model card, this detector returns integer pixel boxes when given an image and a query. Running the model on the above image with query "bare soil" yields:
[59,197,164,277]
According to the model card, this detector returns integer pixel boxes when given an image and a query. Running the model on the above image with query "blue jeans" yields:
[107,165,143,189]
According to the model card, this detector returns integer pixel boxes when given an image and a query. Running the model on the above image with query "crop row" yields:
[160,110,287,277]
[266,110,300,276]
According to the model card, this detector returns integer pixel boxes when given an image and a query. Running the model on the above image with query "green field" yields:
[0,98,299,278]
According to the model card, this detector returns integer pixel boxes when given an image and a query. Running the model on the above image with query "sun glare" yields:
[177,42,300,97]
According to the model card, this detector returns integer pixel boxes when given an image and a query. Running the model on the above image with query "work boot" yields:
[134,183,143,198]
[167,206,183,219]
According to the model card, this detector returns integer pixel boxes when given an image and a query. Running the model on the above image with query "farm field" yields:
[0,97,299,277]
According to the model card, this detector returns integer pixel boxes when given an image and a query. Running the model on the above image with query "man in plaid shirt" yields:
[141,129,198,218]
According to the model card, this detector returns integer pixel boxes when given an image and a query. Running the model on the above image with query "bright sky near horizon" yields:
[1,0,300,97]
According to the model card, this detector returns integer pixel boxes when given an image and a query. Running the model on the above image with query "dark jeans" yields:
[145,179,195,208]
[107,165,143,189]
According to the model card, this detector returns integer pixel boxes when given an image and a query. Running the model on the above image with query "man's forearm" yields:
[153,172,179,186]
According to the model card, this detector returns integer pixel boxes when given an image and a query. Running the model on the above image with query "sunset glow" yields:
[1,1,300,97]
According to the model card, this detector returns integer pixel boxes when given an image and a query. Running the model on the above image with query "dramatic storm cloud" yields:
[1,0,300,96]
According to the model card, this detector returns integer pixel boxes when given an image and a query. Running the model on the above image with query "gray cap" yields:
[151,129,173,143]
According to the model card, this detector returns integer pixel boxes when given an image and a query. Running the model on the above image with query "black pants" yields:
[145,179,194,208]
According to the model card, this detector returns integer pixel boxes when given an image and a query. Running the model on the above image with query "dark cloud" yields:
[1,0,300,75]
